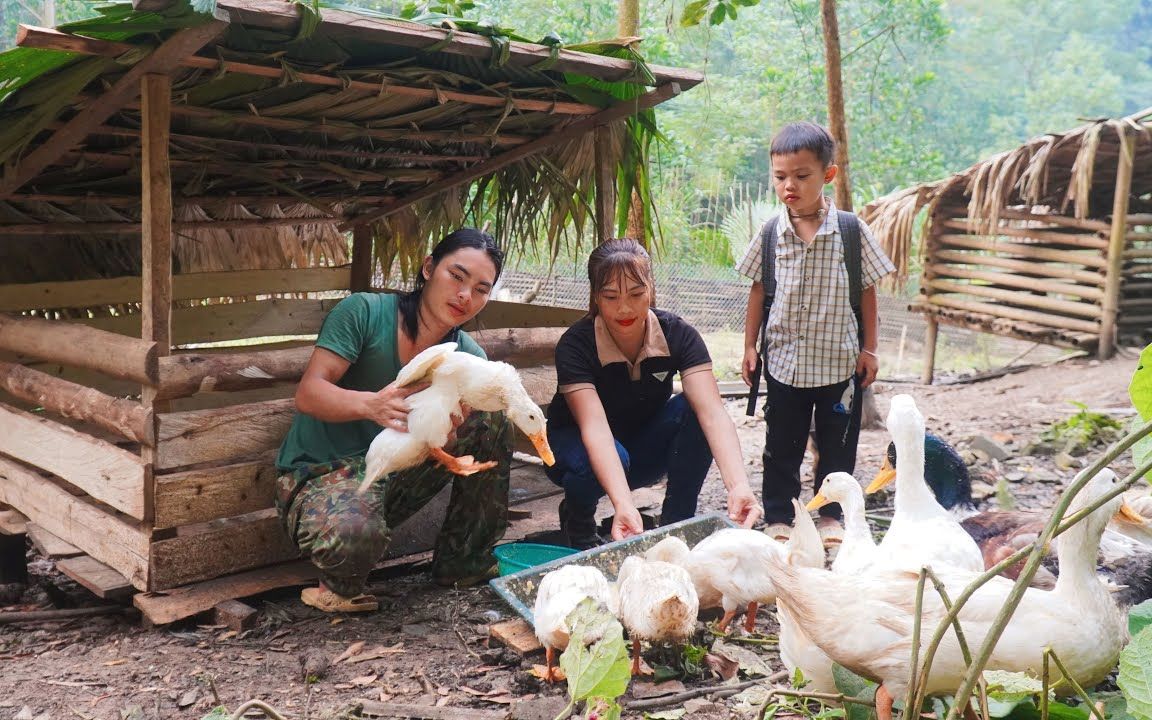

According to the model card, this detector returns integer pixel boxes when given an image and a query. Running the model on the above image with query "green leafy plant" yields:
[1130,344,1152,481]
[1040,401,1123,456]
[556,598,631,720]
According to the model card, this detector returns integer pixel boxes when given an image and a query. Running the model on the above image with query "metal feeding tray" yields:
[489,511,736,623]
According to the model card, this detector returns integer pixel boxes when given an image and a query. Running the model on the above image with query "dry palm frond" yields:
[1065,121,1104,219]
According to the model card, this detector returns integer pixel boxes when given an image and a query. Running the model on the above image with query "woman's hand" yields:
[363,380,430,432]
[726,484,763,528]
[741,346,760,387]
[610,502,645,541]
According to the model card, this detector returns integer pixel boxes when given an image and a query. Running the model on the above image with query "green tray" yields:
[489,511,736,624]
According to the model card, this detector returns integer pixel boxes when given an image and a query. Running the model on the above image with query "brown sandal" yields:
[301,586,379,613]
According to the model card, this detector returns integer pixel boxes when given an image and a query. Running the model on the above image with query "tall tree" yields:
[821,0,853,211]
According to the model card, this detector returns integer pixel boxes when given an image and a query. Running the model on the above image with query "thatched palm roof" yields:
[0,0,702,284]
[862,106,1152,282]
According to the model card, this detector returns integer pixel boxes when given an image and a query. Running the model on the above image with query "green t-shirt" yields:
[276,292,486,472]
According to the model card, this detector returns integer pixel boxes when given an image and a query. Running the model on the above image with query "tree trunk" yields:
[820,0,852,212]
[618,0,646,246]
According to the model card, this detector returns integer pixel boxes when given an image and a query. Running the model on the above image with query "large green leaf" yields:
[1001,701,1089,720]
[982,670,1051,718]
[1119,626,1152,720]
[1131,344,1152,421]
[559,599,631,704]
[1130,600,1152,637]
[831,663,876,720]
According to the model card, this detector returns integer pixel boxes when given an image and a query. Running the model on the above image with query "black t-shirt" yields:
[547,309,712,438]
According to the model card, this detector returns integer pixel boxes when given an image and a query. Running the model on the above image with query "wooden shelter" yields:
[863,107,1152,382]
[0,0,702,622]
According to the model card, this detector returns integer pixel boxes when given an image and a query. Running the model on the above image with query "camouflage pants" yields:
[276,412,511,597]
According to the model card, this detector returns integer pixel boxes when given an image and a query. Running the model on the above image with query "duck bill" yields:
[806,492,830,512]
[866,461,897,494]
[1116,502,1146,525]
[528,431,555,466]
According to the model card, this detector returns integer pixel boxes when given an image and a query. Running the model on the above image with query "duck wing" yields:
[397,342,458,387]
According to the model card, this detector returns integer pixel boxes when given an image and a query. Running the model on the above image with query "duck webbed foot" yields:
[429,447,498,476]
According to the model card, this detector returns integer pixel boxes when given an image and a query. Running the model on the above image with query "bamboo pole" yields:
[925,295,1100,333]
[0,361,152,445]
[594,125,618,243]
[933,250,1106,286]
[938,234,1109,268]
[924,279,1102,318]
[994,208,1112,233]
[931,265,1104,300]
[0,217,344,235]
[939,219,1108,249]
[0,314,157,385]
[1099,127,1135,359]
[921,317,938,385]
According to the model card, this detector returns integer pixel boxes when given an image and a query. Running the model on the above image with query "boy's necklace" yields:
[788,206,827,221]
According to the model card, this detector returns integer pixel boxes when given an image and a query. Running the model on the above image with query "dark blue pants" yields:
[761,371,863,525]
[544,394,713,525]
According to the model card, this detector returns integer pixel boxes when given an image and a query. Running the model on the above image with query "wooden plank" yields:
[0,268,351,313]
[341,82,683,230]
[133,559,316,625]
[153,454,279,529]
[142,71,173,359]
[0,508,28,535]
[148,509,300,590]
[489,617,543,656]
[214,599,258,632]
[937,235,1109,269]
[155,399,294,470]
[84,298,340,346]
[924,279,1101,318]
[0,313,158,385]
[465,300,585,331]
[56,555,135,600]
[350,225,373,293]
[0,455,150,590]
[0,361,153,444]
[26,523,83,559]
[0,21,227,199]
[212,0,703,89]
[156,346,312,401]
[0,403,146,519]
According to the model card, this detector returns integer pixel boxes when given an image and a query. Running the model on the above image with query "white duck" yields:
[532,564,616,682]
[616,554,699,675]
[768,468,1136,720]
[359,342,555,494]
[775,500,836,691]
[866,394,984,573]
[687,502,824,634]
[644,536,723,611]
[809,472,878,574]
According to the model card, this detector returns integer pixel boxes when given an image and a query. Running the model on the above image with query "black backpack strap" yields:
[837,210,864,344]
[745,217,780,416]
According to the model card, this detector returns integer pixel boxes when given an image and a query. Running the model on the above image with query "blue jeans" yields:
[544,394,713,525]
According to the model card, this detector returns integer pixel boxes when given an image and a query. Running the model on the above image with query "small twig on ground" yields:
[200,673,223,707]
[454,628,481,660]
[623,670,790,710]
[0,606,135,624]
[229,699,289,720]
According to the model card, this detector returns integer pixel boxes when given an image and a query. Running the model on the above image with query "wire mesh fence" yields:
[490,261,1068,381]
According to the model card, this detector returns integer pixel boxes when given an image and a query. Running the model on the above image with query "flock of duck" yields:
[530,394,1148,719]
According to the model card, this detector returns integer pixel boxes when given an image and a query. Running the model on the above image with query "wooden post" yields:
[350,225,374,292]
[141,73,173,531]
[921,316,938,385]
[594,126,618,244]
[1100,126,1135,359]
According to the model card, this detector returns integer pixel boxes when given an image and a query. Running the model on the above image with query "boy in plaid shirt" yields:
[738,122,895,545]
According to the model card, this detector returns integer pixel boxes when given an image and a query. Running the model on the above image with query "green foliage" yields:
[1133,344,1152,420]
[1119,624,1152,720]
[558,598,630,720]
[982,670,1053,717]
[198,709,230,720]
[1040,401,1124,456]
[831,663,876,720]
[1130,599,1152,638]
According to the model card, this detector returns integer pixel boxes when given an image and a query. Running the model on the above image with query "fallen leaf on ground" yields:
[332,641,365,665]
[102,659,127,667]
[703,652,738,680]
[347,642,405,664]
[630,679,687,699]
[350,674,378,687]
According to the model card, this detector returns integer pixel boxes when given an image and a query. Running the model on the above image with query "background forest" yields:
[1,0,1150,267]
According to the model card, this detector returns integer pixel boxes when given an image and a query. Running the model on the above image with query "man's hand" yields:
[855,351,879,389]
[726,485,763,528]
[363,380,431,431]
[610,503,645,541]
[741,346,760,387]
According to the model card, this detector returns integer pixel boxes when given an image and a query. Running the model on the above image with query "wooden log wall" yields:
[919,208,1112,347]
[0,263,580,590]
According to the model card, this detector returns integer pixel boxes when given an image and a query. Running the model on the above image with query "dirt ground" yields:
[0,350,1142,720]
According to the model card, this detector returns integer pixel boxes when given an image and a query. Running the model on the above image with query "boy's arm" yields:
[741,281,765,387]
[855,285,880,388]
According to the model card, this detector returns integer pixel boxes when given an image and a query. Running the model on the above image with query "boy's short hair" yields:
[770,122,836,167]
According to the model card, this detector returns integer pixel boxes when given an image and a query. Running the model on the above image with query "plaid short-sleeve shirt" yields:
[736,200,895,388]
